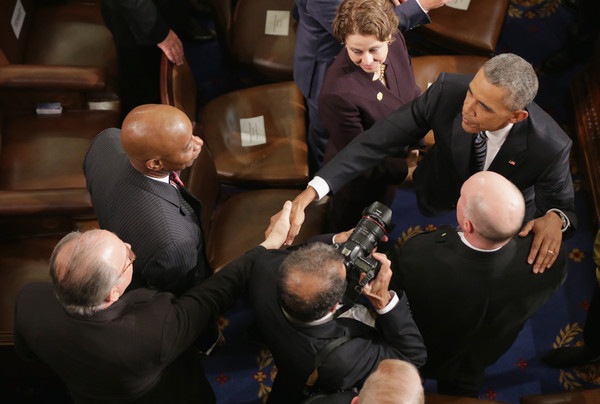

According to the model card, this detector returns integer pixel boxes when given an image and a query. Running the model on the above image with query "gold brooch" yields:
[377,92,383,101]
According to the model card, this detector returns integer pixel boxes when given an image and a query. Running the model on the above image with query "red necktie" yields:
[169,171,184,188]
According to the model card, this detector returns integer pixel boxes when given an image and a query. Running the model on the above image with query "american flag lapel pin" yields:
[508,160,516,166]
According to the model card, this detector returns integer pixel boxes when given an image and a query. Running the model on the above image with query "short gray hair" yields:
[276,243,347,322]
[50,231,119,316]
[483,53,538,111]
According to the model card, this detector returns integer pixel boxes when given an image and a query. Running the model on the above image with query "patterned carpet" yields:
[198,0,600,402]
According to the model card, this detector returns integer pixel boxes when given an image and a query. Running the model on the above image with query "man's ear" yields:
[462,218,474,234]
[509,109,529,124]
[105,286,120,305]
[145,158,163,171]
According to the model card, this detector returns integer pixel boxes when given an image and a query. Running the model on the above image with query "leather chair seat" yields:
[425,393,508,403]
[208,0,296,81]
[412,0,509,57]
[206,189,329,271]
[0,110,121,238]
[161,55,309,188]
[0,0,118,113]
[520,388,600,403]
[199,81,309,188]
[0,236,59,346]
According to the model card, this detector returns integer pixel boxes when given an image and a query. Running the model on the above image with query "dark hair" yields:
[276,243,347,322]
[333,0,399,44]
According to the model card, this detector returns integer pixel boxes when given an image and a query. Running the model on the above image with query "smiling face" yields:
[461,69,527,134]
[345,33,389,74]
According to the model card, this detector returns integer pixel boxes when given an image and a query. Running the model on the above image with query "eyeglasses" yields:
[120,246,136,276]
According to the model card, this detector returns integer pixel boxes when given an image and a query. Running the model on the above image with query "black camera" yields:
[333,201,394,305]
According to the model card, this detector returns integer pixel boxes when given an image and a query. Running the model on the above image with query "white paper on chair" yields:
[446,0,470,11]
[265,10,290,36]
[240,116,267,147]
[11,0,25,39]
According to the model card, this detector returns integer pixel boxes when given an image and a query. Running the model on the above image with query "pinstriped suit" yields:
[83,129,210,296]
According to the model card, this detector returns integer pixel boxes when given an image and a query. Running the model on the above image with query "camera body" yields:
[333,201,394,304]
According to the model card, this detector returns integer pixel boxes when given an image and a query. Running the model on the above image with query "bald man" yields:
[390,171,569,397]
[84,104,206,296]
[14,203,293,402]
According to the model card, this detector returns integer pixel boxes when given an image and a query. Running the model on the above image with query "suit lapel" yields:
[488,121,527,176]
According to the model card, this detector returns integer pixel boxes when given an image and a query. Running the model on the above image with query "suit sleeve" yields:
[158,246,265,363]
[105,0,170,45]
[533,138,577,233]
[316,79,436,193]
[395,0,431,31]
[141,238,202,295]
[306,0,428,39]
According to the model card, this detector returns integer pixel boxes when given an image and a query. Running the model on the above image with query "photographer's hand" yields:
[361,252,393,310]
[261,201,292,249]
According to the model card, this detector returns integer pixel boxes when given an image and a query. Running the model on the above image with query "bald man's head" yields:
[121,104,203,177]
[457,172,525,247]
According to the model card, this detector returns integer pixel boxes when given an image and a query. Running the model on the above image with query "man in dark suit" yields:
[101,0,212,119]
[275,53,575,274]
[391,171,569,397]
[84,104,207,296]
[13,205,293,403]
[293,0,449,171]
[246,238,426,403]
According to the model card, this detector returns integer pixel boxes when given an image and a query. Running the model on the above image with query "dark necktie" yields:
[169,171,184,188]
[470,131,488,173]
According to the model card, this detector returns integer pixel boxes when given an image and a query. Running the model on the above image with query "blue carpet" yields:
[191,0,600,402]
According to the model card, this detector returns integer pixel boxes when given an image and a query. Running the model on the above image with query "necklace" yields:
[378,63,386,86]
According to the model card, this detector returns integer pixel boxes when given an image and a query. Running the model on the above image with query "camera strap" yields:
[303,336,352,398]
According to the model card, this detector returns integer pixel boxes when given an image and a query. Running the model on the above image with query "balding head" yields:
[354,360,424,404]
[121,104,202,177]
[276,243,347,322]
[50,229,133,316]
[457,172,525,249]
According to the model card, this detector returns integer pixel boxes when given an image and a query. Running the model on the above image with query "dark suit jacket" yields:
[83,129,210,295]
[391,226,568,387]
[14,249,256,403]
[245,246,426,404]
[317,73,577,230]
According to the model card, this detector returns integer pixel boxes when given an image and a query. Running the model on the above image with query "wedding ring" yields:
[547,250,554,255]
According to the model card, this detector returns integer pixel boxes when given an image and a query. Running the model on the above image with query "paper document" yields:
[240,116,267,147]
[265,10,290,36]
[447,0,471,11]
[11,0,25,39]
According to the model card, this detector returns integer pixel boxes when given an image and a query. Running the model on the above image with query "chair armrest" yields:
[0,189,94,216]
[0,65,107,91]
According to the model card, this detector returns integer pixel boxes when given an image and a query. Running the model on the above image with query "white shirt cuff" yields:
[308,176,331,200]
[414,0,427,14]
[375,290,399,315]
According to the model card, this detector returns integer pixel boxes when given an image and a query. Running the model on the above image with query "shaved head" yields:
[121,104,202,176]
[457,171,525,248]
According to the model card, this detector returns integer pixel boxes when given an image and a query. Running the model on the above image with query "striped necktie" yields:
[169,171,184,188]
[470,131,488,173]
